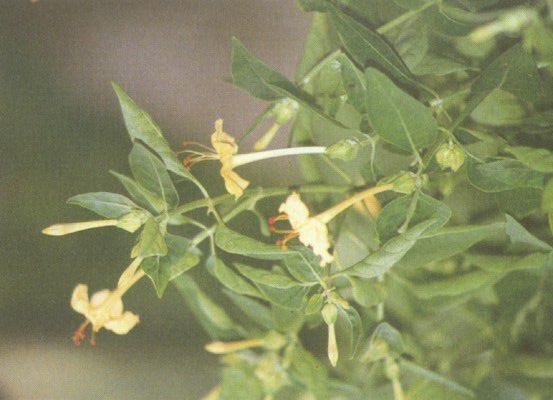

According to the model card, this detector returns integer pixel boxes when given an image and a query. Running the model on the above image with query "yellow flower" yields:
[42,219,119,236]
[211,119,250,199]
[70,258,144,345]
[270,184,394,267]
[272,192,334,267]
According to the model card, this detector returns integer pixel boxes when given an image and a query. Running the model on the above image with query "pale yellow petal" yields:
[89,289,110,308]
[70,284,89,315]
[221,168,250,199]
[278,192,310,228]
[109,297,124,318]
[211,119,238,158]
[104,311,140,334]
[298,220,333,266]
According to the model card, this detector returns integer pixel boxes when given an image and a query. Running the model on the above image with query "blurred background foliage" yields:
[0,1,309,398]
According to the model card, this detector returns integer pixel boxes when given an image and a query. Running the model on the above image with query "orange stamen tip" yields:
[269,216,277,225]
[269,225,276,232]
[186,166,193,171]
[90,339,97,346]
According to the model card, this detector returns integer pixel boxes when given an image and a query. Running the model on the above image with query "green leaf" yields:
[422,4,478,37]
[223,290,276,330]
[289,345,328,399]
[214,225,289,260]
[467,159,545,193]
[234,264,308,310]
[110,171,165,214]
[283,246,323,284]
[471,44,540,103]
[396,223,505,269]
[112,83,193,179]
[335,306,363,359]
[220,366,264,400]
[305,293,325,314]
[345,218,438,278]
[377,193,451,244]
[67,192,140,218]
[340,54,367,115]
[505,214,552,252]
[328,4,414,87]
[141,234,200,297]
[211,257,262,298]
[131,218,167,258]
[411,55,471,76]
[231,38,351,131]
[470,90,526,127]
[494,188,542,219]
[173,274,243,340]
[128,142,179,209]
[401,359,475,398]
[504,146,553,173]
[364,67,437,152]
[234,263,301,289]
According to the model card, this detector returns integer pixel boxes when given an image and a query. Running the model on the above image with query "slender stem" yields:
[232,146,327,167]
[316,184,394,224]
[299,49,343,86]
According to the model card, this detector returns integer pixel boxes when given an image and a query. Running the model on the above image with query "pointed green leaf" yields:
[505,214,552,252]
[505,146,553,173]
[112,83,193,179]
[364,67,437,152]
[214,225,289,260]
[467,159,545,193]
[234,263,300,289]
[128,142,179,209]
[67,192,140,218]
[211,257,262,298]
[223,290,276,330]
[110,171,165,214]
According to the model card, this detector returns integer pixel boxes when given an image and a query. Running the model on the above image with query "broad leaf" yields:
[505,146,553,173]
[211,257,262,298]
[110,171,165,214]
[223,290,276,330]
[214,225,289,260]
[131,217,167,258]
[505,214,552,252]
[364,68,437,152]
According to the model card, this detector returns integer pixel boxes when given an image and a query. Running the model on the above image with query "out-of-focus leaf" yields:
[131,217,167,258]
[173,274,243,340]
[494,188,542,219]
[223,290,276,331]
[110,171,165,214]
[467,159,545,193]
[289,344,328,399]
[363,68,437,152]
[112,83,193,179]
[505,146,553,173]
[401,359,475,398]
[128,142,179,209]
[422,4,479,37]
[411,55,471,76]
[141,234,200,297]
[505,214,552,252]
[471,90,526,127]
[335,306,363,359]
[67,192,140,219]
[220,366,264,400]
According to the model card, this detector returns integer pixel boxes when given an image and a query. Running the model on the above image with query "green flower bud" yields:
[390,172,418,194]
[322,303,338,326]
[326,138,360,160]
[327,291,350,309]
[435,142,465,172]
[273,98,299,125]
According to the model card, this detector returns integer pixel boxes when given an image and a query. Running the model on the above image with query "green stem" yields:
[298,49,343,86]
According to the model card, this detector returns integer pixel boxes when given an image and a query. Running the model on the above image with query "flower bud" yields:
[327,291,350,309]
[322,303,338,326]
[327,323,339,367]
[389,172,418,194]
[435,142,465,172]
[273,98,299,125]
[262,331,287,351]
[325,138,360,160]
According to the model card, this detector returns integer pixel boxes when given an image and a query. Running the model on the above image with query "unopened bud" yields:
[327,291,350,309]
[435,142,465,172]
[327,323,339,367]
[273,98,299,125]
[389,172,418,194]
[326,139,360,160]
[322,303,338,326]
[42,219,119,236]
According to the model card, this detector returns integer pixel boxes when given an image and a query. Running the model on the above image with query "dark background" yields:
[0,1,309,398]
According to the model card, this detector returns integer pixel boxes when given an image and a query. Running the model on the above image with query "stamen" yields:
[71,320,90,346]
[90,331,97,346]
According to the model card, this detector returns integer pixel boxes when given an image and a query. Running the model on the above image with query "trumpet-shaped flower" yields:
[177,119,326,199]
[70,257,144,345]
[270,184,394,267]
[272,192,334,267]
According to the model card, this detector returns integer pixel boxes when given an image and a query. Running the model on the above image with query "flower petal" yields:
[221,167,250,199]
[70,284,90,315]
[90,289,110,308]
[279,192,310,228]
[211,119,238,158]
[298,219,334,267]
[104,311,140,335]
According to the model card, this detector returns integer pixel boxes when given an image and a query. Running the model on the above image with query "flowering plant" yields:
[44,1,553,398]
